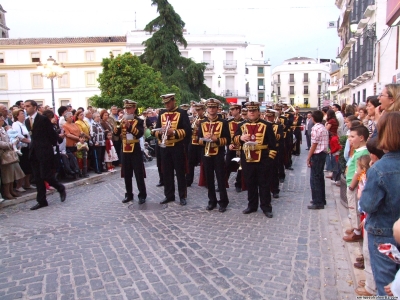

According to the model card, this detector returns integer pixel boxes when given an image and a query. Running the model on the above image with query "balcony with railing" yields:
[223,90,238,97]
[201,60,214,70]
[223,60,237,69]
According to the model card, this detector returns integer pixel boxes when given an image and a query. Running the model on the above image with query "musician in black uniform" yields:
[115,99,147,204]
[153,94,191,206]
[241,108,248,120]
[155,108,165,187]
[282,103,294,170]
[198,99,230,212]
[225,103,243,193]
[275,104,287,183]
[292,106,304,156]
[186,102,207,187]
[233,102,277,218]
[265,108,284,199]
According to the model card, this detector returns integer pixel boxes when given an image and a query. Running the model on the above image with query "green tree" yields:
[89,52,177,109]
[141,0,225,104]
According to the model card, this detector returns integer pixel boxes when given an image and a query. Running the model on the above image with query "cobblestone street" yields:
[0,144,356,299]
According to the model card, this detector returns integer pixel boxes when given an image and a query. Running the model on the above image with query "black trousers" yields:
[270,158,280,194]
[225,149,241,188]
[284,132,293,168]
[242,155,273,213]
[121,148,147,199]
[202,151,229,208]
[92,146,105,173]
[293,129,302,155]
[161,144,187,201]
[186,143,202,186]
[155,143,163,184]
[30,155,65,206]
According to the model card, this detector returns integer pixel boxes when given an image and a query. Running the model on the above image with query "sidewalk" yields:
[326,173,364,293]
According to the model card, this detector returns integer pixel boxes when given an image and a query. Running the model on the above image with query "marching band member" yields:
[198,99,230,212]
[225,103,244,193]
[153,94,191,206]
[233,102,277,218]
[275,104,288,183]
[283,103,294,170]
[186,102,207,187]
[115,99,147,204]
[292,106,304,156]
[265,108,284,199]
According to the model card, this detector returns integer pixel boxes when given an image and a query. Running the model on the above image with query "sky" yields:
[1,0,340,68]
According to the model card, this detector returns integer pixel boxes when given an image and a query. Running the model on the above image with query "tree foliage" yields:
[89,52,178,109]
[141,0,225,104]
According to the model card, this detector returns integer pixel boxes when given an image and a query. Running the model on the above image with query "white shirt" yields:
[335,111,344,137]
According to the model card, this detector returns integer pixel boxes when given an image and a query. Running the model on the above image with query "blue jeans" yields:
[325,152,334,172]
[331,155,341,182]
[368,233,400,295]
[310,152,327,206]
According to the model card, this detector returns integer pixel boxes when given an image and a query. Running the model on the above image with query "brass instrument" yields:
[242,126,253,161]
[116,117,125,129]
[159,119,171,148]
[191,115,199,129]
[204,123,214,157]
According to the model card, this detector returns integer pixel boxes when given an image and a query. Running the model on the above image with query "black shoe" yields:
[286,167,294,170]
[242,208,257,214]
[95,171,102,174]
[206,204,216,211]
[122,196,133,203]
[273,193,279,199]
[160,198,174,204]
[235,187,241,193]
[30,203,48,210]
[279,178,285,183]
[59,189,66,202]
[307,205,324,210]
[306,148,310,150]
[180,198,187,206]
[83,174,89,178]
[138,197,146,204]
[264,211,273,218]
[219,207,227,213]
[156,182,164,187]
[186,183,192,187]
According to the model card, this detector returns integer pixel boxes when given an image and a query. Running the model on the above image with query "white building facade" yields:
[126,30,271,106]
[0,36,126,110]
[334,0,400,104]
[272,57,331,109]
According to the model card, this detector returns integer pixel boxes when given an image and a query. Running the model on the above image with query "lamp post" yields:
[37,56,65,112]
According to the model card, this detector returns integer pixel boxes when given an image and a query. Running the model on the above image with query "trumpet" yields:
[115,117,125,129]
[242,126,253,161]
[159,119,171,148]
[204,123,214,157]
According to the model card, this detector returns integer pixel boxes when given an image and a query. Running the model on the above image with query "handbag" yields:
[0,149,19,165]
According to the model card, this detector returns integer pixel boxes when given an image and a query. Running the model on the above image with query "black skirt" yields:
[19,147,31,175]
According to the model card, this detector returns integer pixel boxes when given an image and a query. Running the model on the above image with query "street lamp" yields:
[37,56,66,111]
[218,75,221,87]
[350,20,358,33]
[335,56,341,65]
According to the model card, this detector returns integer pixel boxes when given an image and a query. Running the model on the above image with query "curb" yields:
[328,175,365,291]
[0,171,116,209]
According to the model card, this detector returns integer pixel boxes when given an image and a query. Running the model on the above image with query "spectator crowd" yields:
[0,83,400,298]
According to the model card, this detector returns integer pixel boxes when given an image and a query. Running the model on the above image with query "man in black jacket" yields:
[24,100,66,210]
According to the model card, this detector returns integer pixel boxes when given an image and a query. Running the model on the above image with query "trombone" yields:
[159,119,171,148]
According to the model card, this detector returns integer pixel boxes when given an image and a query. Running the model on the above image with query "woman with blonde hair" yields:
[375,84,400,123]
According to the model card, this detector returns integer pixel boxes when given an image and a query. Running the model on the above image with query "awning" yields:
[226,98,238,104]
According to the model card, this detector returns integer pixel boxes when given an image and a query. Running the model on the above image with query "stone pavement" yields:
[0,144,356,299]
